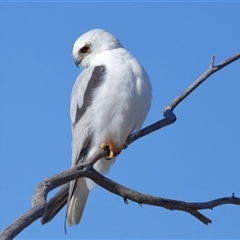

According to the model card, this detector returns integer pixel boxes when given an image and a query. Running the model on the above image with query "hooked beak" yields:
[74,57,81,68]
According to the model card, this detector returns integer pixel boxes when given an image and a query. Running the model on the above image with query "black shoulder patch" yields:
[74,65,106,125]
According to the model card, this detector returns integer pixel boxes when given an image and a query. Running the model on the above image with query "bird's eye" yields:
[80,45,90,54]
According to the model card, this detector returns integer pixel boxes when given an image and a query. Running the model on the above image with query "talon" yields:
[100,141,119,159]
[100,142,108,150]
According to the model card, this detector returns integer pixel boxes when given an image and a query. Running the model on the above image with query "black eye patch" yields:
[80,45,90,53]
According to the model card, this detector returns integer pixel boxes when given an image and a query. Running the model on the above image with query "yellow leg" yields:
[100,141,119,159]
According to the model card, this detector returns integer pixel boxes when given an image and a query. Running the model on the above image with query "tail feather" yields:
[41,183,69,225]
[41,158,115,226]
[67,178,90,226]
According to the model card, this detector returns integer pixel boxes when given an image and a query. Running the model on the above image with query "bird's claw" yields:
[100,141,119,159]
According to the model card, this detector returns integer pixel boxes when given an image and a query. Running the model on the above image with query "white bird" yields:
[41,29,152,226]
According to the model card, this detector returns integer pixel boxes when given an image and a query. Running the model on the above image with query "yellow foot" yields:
[100,141,119,159]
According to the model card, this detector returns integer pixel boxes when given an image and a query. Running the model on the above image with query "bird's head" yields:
[72,29,123,68]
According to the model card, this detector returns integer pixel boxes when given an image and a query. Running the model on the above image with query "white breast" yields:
[73,47,152,189]
[90,48,152,149]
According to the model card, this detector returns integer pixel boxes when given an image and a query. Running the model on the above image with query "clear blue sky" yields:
[0,2,240,239]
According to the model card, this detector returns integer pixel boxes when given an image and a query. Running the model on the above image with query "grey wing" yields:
[70,64,106,165]
[41,65,106,225]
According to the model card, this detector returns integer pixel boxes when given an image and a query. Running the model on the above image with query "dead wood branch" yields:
[1,51,240,240]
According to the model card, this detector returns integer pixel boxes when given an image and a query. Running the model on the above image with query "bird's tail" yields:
[41,158,115,226]
[67,177,90,226]
[66,157,115,225]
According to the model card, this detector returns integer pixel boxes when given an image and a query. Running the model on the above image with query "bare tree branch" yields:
[86,169,240,225]
[1,51,239,240]
[165,52,240,113]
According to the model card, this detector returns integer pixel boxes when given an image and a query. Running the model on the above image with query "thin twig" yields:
[165,52,240,113]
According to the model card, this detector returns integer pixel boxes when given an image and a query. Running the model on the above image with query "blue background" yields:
[0,2,240,239]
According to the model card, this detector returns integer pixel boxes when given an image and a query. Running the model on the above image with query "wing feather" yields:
[42,65,106,225]
[66,65,107,225]
[70,65,106,164]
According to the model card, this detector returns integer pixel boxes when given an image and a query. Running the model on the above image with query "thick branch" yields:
[1,51,240,240]
[86,168,240,225]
